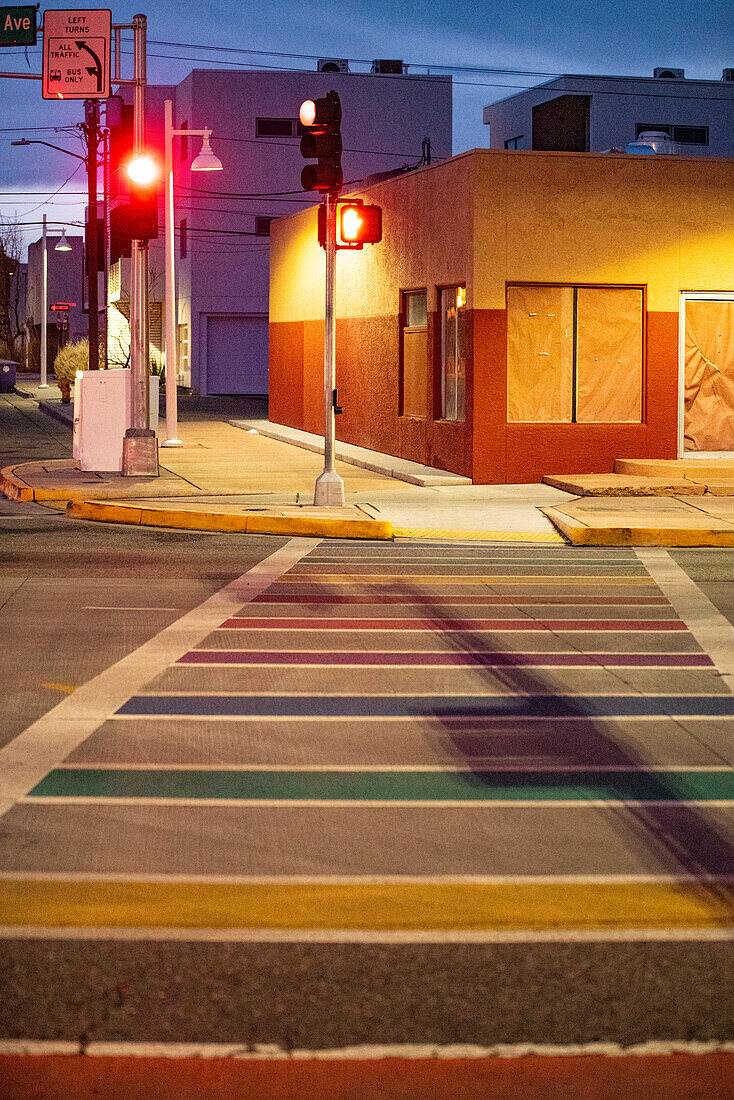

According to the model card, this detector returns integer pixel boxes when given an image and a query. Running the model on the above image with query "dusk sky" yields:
[1,0,732,257]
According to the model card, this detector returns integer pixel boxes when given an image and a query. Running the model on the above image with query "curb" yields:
[67,499,394,541]
[542,507,734,547]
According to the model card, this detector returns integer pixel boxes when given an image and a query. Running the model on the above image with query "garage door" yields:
[205,314,268,395]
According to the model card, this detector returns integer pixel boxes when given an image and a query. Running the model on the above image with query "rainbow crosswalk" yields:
[1,540,733,935]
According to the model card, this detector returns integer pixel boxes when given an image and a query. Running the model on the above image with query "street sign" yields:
[42,8,110,100]
[0,5,36,46]
[50,302,76,310]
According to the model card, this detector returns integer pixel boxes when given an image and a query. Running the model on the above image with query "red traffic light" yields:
[300,90,342,194]
[337,202,382,249]
[317,201,383,250]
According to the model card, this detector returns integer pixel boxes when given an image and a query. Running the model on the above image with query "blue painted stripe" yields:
[116,695,734,719]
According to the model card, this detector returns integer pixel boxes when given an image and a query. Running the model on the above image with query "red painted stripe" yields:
[252,594,670,605]
[2,1052,732,1100]
[179,650,711,667]
[220,618,688,632]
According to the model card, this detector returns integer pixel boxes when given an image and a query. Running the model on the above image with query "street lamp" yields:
[162,99,222,448]
[55,228,72,252]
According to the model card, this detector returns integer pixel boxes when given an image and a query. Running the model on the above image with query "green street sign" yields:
[0,5,37,46]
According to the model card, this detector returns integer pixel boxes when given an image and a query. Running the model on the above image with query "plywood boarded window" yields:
[576,288,643,423]
[508,285,643,423]
[507,285,573,422]
[684,299,734,451]
[401,290,428,417]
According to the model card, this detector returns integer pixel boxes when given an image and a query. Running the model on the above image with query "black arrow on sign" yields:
[76,40,103,92]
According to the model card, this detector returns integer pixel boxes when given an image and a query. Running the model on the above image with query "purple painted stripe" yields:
[252,593,670,606]
[179,650,712,668]
[220,618,688,632]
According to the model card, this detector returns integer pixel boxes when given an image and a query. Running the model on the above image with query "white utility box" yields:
[73,369,160,472]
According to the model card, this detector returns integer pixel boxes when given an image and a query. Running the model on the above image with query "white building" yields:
[112,66,452,396]
[483,68,734,157]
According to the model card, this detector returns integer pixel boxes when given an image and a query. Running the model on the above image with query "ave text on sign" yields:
[0,6,36,46]
[42,8,111,99]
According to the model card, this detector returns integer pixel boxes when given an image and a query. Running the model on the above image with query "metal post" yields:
[122,12,158,476]
[313,193,345,506]
[161,99,182,447]
[40,214,48,388]
[84,99,99,370]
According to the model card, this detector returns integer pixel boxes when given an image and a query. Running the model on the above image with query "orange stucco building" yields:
[269,149,734,483]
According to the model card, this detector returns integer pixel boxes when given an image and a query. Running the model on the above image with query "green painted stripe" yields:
[27,768,734,802]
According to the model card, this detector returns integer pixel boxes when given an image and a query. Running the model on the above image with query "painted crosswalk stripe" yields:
[25,767,734,802]
[219,617,689,631]
[115,694,734,718]
[177,650,712,668]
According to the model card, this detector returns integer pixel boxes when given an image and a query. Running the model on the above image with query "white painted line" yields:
[0,538,320,820]
[82,606,182,612]
[636,548,734,692]
[21,797,734,808]
[0,1038,733,1058]
[0,925,733,945]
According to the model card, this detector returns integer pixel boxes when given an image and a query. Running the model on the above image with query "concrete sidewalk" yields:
[5,380,734,545]
[4,382,567,542]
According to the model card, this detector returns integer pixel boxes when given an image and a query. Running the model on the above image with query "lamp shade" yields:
[55,228,71,251]
[190,133,222,172]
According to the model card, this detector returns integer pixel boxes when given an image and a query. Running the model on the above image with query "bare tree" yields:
[0,215,23,359]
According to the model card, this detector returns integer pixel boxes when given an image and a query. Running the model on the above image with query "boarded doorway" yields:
[205,314,268,395]
[682,296,734,451]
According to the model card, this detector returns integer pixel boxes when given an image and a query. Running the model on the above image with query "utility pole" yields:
[40,214,48,388]
[83,99,100,370]
[121,12,158,476]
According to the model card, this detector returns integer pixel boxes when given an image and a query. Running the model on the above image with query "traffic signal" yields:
[299,90,342,194]
[337,201,382,248]
[126,154,160,240]
[317,200,383,250]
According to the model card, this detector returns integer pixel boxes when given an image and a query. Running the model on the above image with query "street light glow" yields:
[127,154,159,185]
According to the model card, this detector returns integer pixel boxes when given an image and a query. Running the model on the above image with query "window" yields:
[504,135,524,150]
[635,123,709,146]
[179,218,187,259]
[401,290,428,417]
[255,216,273,237]
[507,285,643,423]
[440,286,467,421]
[256,118,295,138]
[179,121,188,162]
[177,323,190,386]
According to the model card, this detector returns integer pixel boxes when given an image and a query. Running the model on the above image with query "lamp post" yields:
[162,99,222,448]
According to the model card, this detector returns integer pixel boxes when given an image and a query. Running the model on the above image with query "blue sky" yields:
[1,0,732,256]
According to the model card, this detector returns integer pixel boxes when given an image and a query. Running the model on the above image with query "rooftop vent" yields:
[318,58,349,73]
[722,68,734,82]
[653,67,685,79]
[371,59,405,75]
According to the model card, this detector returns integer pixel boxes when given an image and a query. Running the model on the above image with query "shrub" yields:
[54,339,89,385]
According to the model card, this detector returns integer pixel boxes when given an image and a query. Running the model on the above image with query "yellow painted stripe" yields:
[1,880,732,931]
[41,682,77,694]
[394,527,565,543]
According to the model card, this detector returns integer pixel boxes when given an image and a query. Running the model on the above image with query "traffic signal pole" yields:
[122,12,158,476]
[84,99,99,370]
[313,192,345,507]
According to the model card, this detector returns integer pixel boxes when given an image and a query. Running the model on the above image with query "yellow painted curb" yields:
[394,526,564,543]
[1,879,732,931]
[0,464,35,501]
[67,499,394,541]
[542,507,734,548]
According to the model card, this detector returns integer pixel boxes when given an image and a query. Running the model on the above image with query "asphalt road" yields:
[1,390,734,1092]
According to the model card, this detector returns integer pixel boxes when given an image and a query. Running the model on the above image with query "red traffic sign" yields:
[50,302,76,311]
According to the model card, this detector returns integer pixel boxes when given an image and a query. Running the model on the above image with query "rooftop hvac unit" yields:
[371,59,405,74]
[722,68,734,82]
[653,67,685,79]
[318,58,349,73]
